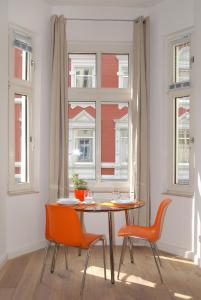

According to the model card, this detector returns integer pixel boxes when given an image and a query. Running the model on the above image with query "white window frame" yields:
[68,42,132,192]
[166,29,194,196]
[8,25,35,194]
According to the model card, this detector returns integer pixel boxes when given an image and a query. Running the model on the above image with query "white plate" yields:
[57,198,80,205]
[111,199,135,204]
[82,198,95,204]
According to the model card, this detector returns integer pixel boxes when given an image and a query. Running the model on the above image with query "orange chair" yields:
[40,204,106,295]
[117,198,172,282]
[40,204,69,282]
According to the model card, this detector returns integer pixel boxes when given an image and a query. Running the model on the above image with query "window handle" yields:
[190,56,194,69]
[31,59,35,71]
[190,136,194,144]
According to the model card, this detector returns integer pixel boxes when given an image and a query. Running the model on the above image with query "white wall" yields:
[0,0,8,265]
[5,0,51,257]
[52,5,148,24]
[52,5,149,44]
[149,0,195,258]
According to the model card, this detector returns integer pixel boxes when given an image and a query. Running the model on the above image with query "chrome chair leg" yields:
[153,242,162,267]
[149,242,163,283]
[78,212,84,257]
[64,246,68,270]
[40,242,51,282]
[117,236,128,280]
[102,238,107,280]
[125,211,134,263]
[128,238,134,263]
[51,244,59,273]
[80,248,91,296]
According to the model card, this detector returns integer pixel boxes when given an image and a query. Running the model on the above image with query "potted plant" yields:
[71,173,88,201]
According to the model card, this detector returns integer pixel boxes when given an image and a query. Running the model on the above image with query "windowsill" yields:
[69,189,129,194]
[8,190,40,196]
[162,190,193,198]
[69,191,130,201]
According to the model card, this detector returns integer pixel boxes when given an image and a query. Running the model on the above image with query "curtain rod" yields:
[64,17,143,23]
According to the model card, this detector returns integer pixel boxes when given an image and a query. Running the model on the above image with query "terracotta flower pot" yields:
[74,189,88,201]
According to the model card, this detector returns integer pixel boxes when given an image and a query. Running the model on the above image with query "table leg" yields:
[108,211,115,284]
[78,212,84,256]
[125,210,134,264]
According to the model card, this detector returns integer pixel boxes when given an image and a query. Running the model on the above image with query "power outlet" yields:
[199,235,201,243]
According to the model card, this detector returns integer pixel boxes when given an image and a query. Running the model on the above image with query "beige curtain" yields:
[49,15,68,201]
[131,16,150,225]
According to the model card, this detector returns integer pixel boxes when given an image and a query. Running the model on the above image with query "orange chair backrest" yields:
[152,198,172,240]
[45,204,84,247]
[45,204,51,241]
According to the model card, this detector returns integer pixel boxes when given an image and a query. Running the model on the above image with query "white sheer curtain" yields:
[131,16,150,225]
[49,15,68,201]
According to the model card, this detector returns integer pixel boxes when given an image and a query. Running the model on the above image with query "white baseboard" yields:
[0,253,8,270]
[7,240,46,259]
[157,241,194,260]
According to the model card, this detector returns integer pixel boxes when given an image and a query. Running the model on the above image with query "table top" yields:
[74,200,144,213]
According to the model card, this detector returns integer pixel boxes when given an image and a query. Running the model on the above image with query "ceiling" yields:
[51,0,164,7]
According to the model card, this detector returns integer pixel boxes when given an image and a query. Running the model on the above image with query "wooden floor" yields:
[0,246,200,300]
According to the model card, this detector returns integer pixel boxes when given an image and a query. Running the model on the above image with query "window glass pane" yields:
[101,103,129,181]
[174,42,190,83]
[175,96,190,185]
[13,32,32,81]
[68,54,96,88]
[14,93,29,183]
[101,54,129,88]
[68,102,96,180]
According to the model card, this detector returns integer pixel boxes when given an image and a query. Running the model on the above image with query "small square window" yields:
[174,42,190,83]
[101,54,129,88]
[13,31,32,82]
[68,54,96,88]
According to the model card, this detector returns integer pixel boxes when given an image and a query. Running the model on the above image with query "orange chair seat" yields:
[80,233,104,249]
[118,225,158,242]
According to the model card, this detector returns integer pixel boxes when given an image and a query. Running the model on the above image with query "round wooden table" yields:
[75,200,144,284]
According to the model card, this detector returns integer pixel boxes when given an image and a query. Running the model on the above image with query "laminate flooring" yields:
[0,246,200,300]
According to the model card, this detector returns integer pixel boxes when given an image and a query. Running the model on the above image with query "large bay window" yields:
[68,44,131,191]
[8,27,34,193]
[167,31,193,195]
